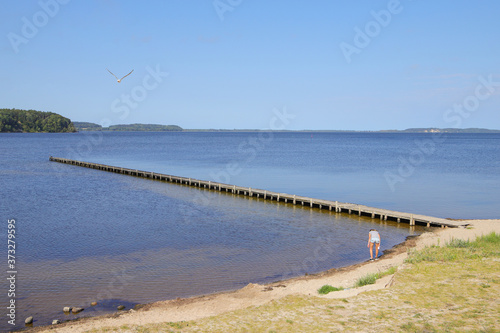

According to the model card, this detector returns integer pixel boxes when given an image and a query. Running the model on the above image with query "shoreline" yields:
[28,219,499,333]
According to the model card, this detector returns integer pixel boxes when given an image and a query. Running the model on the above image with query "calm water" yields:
[1,131,499,330]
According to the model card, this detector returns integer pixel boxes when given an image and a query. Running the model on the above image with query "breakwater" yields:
[49,156,468,228]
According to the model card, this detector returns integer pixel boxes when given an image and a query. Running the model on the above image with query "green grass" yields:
[354,273,378,287]
[318,285,344,294]
[406,232,499,264]
[353,266,397,288]
[378,266,397,277]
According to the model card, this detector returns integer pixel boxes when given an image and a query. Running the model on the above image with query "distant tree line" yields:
[381,128,500,133]
[73,122,183,132]
[0,109,76,133]
[72,122,103,131]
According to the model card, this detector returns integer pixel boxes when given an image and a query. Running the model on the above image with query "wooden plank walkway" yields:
[49,156,469,228]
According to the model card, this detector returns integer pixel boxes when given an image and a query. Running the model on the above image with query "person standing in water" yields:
[367,229,381,260]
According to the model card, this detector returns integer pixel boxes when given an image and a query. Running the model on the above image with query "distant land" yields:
[379,128,500,133]
[74,122,500,133]
[184,128,500,133]
[2,110,499,134]
[73,122,183,132]
[0,108,76,133]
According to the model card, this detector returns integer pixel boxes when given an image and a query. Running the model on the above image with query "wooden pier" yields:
[49,156,468,228]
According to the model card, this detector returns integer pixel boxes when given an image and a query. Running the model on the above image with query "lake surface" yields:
[1,131,498,330]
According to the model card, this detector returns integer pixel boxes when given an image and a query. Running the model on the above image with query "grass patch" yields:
[352,266,397,289]
[406,232,499,264]
[378,266,397,278]
[447,238,471,248]
[473,232,500,256]
[354,273,377,287]
[318,284,344,294]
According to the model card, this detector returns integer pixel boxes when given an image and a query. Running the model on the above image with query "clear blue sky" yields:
[1,0,499,130]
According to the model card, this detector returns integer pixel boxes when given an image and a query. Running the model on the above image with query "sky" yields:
[1,0,499,130]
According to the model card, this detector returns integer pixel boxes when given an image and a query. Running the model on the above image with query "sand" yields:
[32,219,499,333]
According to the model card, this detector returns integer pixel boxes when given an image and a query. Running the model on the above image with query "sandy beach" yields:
[30,219,499,333]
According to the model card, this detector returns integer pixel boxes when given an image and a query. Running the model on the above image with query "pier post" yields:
[293,195,296,205]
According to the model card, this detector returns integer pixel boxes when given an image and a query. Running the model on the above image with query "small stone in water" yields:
[72,307,84,314]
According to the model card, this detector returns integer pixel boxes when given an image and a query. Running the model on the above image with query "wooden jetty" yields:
[49,156,468,228]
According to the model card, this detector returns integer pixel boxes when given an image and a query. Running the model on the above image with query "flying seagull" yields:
[107,68,134,83]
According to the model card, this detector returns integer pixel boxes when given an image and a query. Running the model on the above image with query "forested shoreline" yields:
[73,122,183,132]
[0,109,76,133]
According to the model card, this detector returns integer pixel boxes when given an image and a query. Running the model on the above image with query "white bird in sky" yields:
[107,68,134,83]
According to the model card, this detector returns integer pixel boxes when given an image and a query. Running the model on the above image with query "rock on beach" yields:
[72,307,84,314]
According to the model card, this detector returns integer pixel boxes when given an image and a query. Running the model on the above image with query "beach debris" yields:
[52,319,61,325]
[117,305,126,310]
[263,284,286,292]
[63,306,72,313]
[25,316,33,325]
[90,301,97,306]
[72,307,84,314]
